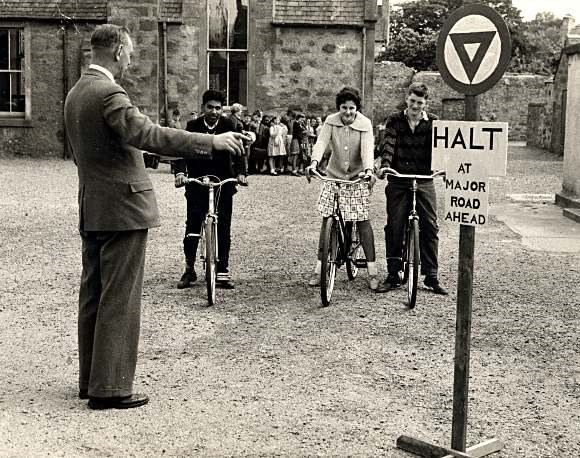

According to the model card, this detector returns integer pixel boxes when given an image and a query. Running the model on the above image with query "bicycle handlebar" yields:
[176,176,240,188]
[309,168,364,185]
[378,167,445,180]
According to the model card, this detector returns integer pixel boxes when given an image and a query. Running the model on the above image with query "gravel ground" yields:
[0,144,578,457]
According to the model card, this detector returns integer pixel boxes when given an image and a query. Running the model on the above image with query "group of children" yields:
[243,110,326,176]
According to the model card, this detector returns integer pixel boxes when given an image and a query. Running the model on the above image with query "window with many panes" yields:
[0,27,26,117]
[207,0,248,106]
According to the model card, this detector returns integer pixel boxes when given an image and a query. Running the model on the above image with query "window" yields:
[207,0,249,106]
[0,27,26,117]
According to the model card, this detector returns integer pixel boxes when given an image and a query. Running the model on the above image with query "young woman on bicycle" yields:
[305,87,379,291]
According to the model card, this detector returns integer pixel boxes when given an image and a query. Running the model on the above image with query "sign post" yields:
[396,2,510,457]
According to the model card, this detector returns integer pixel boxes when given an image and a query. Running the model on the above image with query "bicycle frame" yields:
[312,170,364,266]
[178,175,239,305]
[381,167,445,262]
[380,167,445,307]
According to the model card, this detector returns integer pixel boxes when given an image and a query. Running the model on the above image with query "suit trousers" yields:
[384,178,439,277]
[183,186,233,273]
[78,229,148,398]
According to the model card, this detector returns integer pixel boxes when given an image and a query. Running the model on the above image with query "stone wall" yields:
[559,46,580,201]
[255,27,366,115]
[0,22,93,158]
[108,0,159,119]
[527,103,552,150]
[550,52,568,155]
[372,62,548,141]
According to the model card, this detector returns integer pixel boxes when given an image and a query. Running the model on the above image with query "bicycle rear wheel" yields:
[406,219,420,308]
[320,217,339,307]
[204,217,217,306]
[346,222,363,280]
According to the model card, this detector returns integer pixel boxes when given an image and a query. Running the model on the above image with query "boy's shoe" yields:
[369,275,380,291]
[177,268,197,289]
[216,272,235,289]
[375,275,401,293]
[424,275,448,295]
[291,170,300,176]
[308,273,320,287]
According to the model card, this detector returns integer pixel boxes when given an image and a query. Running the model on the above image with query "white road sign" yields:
[431,120,508,176]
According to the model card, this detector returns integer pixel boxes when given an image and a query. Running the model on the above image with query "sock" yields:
[367,261,378,276]
[314,260,322,274]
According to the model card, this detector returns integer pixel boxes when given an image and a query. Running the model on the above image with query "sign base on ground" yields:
[396,435,502,458]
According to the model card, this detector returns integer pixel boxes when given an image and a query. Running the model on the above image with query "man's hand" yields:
[212,132,251,156]
[375,167,388,180]
[304,160,318,183]
[174,173,187,188]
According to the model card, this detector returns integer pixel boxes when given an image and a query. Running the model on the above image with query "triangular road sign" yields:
[449,31,496,82]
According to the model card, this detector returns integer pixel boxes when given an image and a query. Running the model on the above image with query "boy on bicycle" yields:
[174,89,247,290]
[375,82,448,295]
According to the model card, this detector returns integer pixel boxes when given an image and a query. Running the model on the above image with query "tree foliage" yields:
[378,0,562,75]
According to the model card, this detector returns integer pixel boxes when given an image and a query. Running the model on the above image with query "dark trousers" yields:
[384,179,439,277]
[78,229,148,398]
[183,186,233,273]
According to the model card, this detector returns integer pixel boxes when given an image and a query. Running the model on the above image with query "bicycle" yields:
[378,167,445,308]
[309,169,369,307]
[176,175,239,306]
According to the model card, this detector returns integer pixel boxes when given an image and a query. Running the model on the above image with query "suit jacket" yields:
[64,69,214,231]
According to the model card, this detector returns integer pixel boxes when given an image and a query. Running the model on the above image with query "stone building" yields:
[527,14,580,154]
[0,0,377,158]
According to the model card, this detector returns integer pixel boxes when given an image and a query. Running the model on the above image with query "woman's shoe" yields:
[369,275,380,291]
[270,170,278,176]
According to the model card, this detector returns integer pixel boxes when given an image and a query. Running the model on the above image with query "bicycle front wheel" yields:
[346,223,364,280]
[406,219,420,308]
[204,217,217,306]
[320,217,339,307]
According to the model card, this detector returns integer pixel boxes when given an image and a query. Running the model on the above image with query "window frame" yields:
[204,0,250,107]
[0,23,32,127]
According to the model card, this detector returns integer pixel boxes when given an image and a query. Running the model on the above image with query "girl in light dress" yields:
[267,116,287,175]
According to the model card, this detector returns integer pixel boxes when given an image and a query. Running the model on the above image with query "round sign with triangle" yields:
[437,3,511,95]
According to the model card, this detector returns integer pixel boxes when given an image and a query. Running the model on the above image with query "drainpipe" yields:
[162,21,169,126]
[62,24,69,159]
[361,26,367,104]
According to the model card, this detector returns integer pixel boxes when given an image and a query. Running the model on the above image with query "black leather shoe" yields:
[88,393,149,410]
[375,276,401,293]
[424,276,449,295]
[177,268,196,289]
[79,390,89,400]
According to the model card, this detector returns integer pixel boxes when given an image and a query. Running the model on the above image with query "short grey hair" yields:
[230,103,244,113]
[91,24,130,50]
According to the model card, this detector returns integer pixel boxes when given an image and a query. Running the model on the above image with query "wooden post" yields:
[451,94,479,451]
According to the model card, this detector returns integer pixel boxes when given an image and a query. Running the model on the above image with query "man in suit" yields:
[64,24,248,410]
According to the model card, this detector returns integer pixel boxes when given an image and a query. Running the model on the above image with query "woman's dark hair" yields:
[335,86,361,110]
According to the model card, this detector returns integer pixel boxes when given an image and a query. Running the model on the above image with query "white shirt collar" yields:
[404,108,429,121]
[89,64,115,83]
